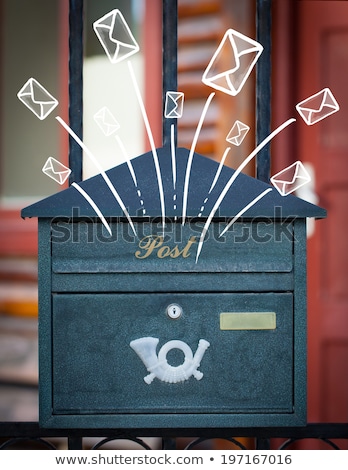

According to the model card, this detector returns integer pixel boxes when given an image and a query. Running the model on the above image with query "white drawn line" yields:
[56,116,137,236]
[171,124,178,218]
[195,118,296,262]
[208,147,231,194]
[115,134,146,214]
[219,188,273,238]
[71,182,112,235]
[114,134,138,186]
[182,92,215,224]
[128,60,166,228]
[171,123,176,189]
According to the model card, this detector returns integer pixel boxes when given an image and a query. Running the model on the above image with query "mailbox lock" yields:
[166,303,183,319]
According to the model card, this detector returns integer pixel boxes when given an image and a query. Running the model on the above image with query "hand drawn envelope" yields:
[202,29,263,96]
[270,161,311,196]
[42,157,71,185]
[226,120,250,146]
[296,88,339,125]
[94,106,120,136]
[93,9,140,64]
[17,78,58,120]
[165,91,184,118]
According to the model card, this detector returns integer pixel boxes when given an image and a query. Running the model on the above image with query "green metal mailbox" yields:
[22,146,326,430]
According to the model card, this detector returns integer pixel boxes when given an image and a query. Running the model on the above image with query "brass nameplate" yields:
[220,312,276,330]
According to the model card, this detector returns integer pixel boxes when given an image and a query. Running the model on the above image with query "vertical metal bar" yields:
[256,0,272,182]
[162,0,178,147]
[68,436,84,450]
[68,0,84,184]
[255,437,271,449]
[162,437,177,450]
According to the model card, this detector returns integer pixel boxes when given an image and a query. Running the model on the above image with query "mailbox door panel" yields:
[52,292,293,415]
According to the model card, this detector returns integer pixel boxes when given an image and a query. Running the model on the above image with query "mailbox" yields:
[22,146,325,429]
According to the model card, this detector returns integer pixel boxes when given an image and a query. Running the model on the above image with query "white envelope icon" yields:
[93,9,140,64]
[270,161,311,196]
[94,106,120,136]
[226,120,250,146]
[165,91,184,118]
[42,157,71,185]
[17,78,58,120]
[202,29,263,96]
[296,88,339,125]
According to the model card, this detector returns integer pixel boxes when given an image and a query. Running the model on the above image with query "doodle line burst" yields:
[58,86,295,263]
[17,10,340,263]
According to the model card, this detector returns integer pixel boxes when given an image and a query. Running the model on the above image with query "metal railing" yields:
[0,421,348,449]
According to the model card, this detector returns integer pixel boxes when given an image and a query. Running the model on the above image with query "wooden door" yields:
[296,0,348,435]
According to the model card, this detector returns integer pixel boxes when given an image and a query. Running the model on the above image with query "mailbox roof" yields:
[22,147,326,219]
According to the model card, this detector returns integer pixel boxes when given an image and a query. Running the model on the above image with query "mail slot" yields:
[22,146,326,429]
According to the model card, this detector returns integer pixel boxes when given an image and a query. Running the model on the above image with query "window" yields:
[83,0,145,179]
[0,0,69,256]
[0,0,68,203]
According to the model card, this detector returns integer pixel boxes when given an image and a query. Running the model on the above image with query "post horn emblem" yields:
[130,337,210,384]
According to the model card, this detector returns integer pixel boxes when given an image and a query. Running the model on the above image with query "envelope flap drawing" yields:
[202,28,263,96]
[94,106,120,136]
[296,88,339,126]
[168,92,184,105]
[165,91,184,118]
[298,90,327,112]
[226,120,250,146]
[231,30,263,59]
[42,157,71,185]
[93,9,140,64]
[235,120,249,133]
[273,165,299,185]
[271,161,311,197]
[17,78,59,120]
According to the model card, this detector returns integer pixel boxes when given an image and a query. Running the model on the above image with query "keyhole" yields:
[166,303,183,319]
